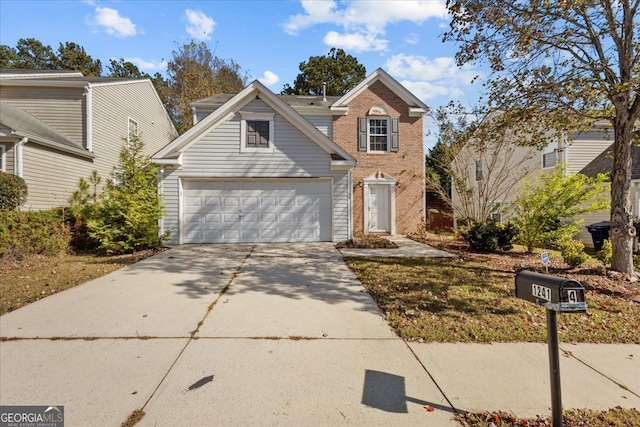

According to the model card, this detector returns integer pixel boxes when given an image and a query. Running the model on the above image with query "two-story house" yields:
[153,68,428,244]
[450,122,617,245]
[0,69,177,209]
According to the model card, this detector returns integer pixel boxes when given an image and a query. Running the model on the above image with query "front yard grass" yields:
[0,252,155,315]
[345,256,640,343]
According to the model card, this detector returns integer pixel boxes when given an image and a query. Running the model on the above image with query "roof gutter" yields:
[12,130,95,159]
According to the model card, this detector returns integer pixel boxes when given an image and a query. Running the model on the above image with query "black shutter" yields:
[358,117,368,151]
[390,117,399,152]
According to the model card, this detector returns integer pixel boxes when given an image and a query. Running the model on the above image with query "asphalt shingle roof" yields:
[580,143,640,180]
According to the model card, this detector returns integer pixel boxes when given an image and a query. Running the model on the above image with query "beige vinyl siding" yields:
[92,81,177,158]
[450,142,540,220]
[565,130,613,174]
[21,143,95,209]
[573,210,611,246]
[1,86,85,148]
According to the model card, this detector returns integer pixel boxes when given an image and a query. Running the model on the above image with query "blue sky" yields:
[0,0,488,148]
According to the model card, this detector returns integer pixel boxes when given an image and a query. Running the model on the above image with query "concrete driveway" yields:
[0,243,457,426]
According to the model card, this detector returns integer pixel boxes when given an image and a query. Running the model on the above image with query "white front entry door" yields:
[369,185,390,232]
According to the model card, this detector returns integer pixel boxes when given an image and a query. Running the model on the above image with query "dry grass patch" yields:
[456,407,640,426]
[0,250,160,315]
[345,256,640,343]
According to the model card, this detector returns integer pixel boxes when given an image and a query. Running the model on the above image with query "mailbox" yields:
[515,270,587,312]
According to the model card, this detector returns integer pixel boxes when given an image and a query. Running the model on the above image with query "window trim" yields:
[239,112,275,153]
[367,117,389,153]
[541,142,557,169]
[128,117,139,144]
[0,144,5,172]
[489,201,502,223]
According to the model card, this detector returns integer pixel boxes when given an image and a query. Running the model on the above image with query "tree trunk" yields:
[609,114,636,276]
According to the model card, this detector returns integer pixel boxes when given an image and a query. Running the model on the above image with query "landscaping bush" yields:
[511,165,609,252]
[87,134,167,254]
[596,239,613,266]
[460,221,518,252]
[558,236,589,268]
[0,209,70,259]
[0,172,28,210]
[67,171,102,251]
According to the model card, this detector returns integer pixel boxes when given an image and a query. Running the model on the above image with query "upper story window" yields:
[358,106,399,153]
[128,117,139,144]
[369,118,388,152]
[542,142,557,169]
[475,159,484,181]
[240,112,275,153]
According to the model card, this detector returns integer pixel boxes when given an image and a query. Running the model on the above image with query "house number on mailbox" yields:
[532,284,551,301]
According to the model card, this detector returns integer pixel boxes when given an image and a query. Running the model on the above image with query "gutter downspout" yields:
[85,84,93,152]
[14,136,28,177]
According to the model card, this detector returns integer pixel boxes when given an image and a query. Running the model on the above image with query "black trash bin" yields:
[586,221,611,252]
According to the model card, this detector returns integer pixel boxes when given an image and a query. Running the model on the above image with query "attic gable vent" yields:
[368,105,388,116]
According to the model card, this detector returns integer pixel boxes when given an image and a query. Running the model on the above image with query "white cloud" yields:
[386,54,479,84]
[259,70,279,87]
[386,54,482,101]
[323,31,388,52]
[123,57,167,72]
[185,9,215,41]
[401,80,463,100]
[284,0,447,51]
[405,32,419,44]
[93,6,137,37]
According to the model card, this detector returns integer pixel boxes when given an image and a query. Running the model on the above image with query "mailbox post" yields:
[515,270,587,427]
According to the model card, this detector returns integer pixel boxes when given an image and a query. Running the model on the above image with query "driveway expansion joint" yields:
[127,244,257,425]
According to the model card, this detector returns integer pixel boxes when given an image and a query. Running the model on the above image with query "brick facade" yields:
[333,80,425,234]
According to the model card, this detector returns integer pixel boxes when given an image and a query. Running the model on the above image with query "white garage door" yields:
[183,180,332,243]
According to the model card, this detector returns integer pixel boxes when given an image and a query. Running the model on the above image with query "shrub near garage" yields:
[0,172,28,210]
[0,209,70,259]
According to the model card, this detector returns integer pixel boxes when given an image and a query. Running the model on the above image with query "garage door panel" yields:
[182,180,331,243]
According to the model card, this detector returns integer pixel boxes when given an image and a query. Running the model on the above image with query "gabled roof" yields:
[0,102,94,159]
[331,68,429,117]
[0,68,84,79]
[580,144,640,180]
[153,80,355,165]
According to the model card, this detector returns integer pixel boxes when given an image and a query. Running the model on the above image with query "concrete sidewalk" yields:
[1,243,638,426]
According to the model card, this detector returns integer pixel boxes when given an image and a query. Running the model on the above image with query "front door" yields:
[369,185,390,232]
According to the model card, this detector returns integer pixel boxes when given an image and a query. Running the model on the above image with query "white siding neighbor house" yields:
[451,124,616,246]
[0,69,177,209]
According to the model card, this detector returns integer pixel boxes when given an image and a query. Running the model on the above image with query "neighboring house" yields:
[450,123,615,245]
[153,68,428,244]
[0,69,177,209]
[578,143,640,243]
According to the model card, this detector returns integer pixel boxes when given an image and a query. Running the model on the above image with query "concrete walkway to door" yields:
[1,243,638,426]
